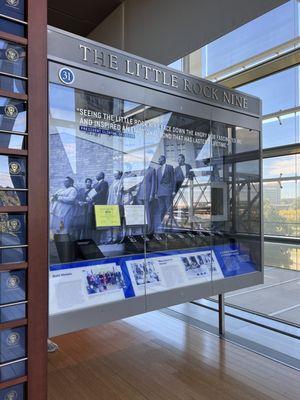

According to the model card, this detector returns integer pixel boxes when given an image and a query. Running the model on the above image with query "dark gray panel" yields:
[47,27,261,117]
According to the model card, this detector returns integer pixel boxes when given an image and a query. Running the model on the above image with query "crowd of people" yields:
[50,154,195,242]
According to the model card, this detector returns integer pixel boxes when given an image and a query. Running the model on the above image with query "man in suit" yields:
[93,172,109,205]
[136,166,156,233]
[156,155,174,224]
[174,154,194,193]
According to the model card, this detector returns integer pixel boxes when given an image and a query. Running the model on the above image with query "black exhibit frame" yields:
[47,27,263,336]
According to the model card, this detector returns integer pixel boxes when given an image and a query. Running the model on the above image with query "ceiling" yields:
[48,0,123,37]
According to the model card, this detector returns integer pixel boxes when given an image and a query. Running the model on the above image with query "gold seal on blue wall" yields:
[9,161,21,174]
[4,104,18,118]
[7,274,20,289]
[5,48,19,62]
[7,332,20,346]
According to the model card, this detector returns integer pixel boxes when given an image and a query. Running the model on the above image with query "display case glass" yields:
[49,81,261,315]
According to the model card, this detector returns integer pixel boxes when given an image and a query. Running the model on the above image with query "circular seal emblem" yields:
[6,274,20,289]
[5,0,19,7]
[58,67,75,85]
[4,104,18,118]
[7,332,20,346]
[5,391,18,400]
[5,48,19,62]
[9,161,21,174]
[8,218,21,232]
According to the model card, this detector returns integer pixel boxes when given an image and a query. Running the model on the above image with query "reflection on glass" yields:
[239,67,298,115]
[263,113,298,149]
[0,0,25,21]
[0,326,26,363]
[263,155,296,179]
[264,242,300,270]
[201,1,296,77]
[0,246,26,263]
[0,17,25,37]
[0,213,26,246]
[0,269,26,304]
[264,180,297,236]
[48,83,261,314]
[0,74,26,94]
[0,190,26,206]
[0,155,26,189]
[0,40,26,77]
[0,133,26,149]
[0,97,26,132]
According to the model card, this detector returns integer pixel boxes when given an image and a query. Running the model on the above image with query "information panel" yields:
[48,28,262,335]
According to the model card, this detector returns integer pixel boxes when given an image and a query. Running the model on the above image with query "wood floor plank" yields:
[48,311,300,400]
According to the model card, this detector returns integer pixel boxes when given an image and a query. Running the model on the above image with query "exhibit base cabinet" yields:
[47,27,263,336]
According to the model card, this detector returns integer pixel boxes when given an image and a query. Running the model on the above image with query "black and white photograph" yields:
[130,260,160,286]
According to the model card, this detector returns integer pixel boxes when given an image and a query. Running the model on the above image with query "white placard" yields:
[49,262,126,315]
[124,204,146,226]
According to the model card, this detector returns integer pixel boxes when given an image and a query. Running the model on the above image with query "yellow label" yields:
[94,205,121,228]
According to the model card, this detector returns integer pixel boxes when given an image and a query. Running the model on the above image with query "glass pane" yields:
[0,133,26,149]
[0,97,27,132]
[0,360,26,382]
[0,155,26,189]
[0,246,26,263]
[0,326,26,362]
[0,213,26,246]
[0,190,27,206]
[264,180,297,236]
[263,112,298,149]
[49,83,145,314]
[0,40,26,77]
[0,269,26,304]
[0,0,25,21]
[0,17,25,37]
[239,67,298,116]
[0,74,26,94]
[201,1,297,77]
[264,242,300,270]
[263,155,296,179]
[0,303,26,323]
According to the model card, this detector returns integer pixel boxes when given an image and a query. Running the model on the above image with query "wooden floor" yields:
[48,311,300,400]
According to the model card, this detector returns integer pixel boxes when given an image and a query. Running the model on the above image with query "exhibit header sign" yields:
[48,27,261,117]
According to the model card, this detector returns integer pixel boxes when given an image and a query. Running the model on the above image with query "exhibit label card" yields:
[94,205,121,228]
[124,205,145,226]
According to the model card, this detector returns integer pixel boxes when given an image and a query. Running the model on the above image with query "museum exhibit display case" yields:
[47,27,263,336]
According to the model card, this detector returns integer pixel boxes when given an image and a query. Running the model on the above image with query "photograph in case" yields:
[83,264,125,295]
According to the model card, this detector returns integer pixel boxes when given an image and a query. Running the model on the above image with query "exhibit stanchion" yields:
[218,293,225,336]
